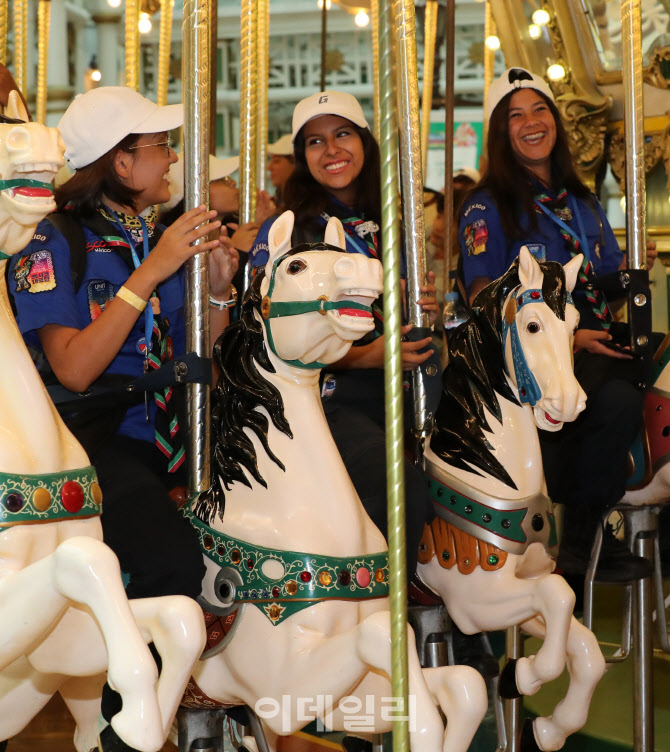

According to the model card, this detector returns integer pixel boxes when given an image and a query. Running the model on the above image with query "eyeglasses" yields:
[128,135,172,155]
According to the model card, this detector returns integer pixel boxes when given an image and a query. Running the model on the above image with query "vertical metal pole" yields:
[256,0,269,192]
[320,1,327,91]
[156,0,173,106]
[239,0,257,225]
[380,2,408,751]
[420,0,438,175]
[36,0,50,124]
[182,0,211,494]
[0,0,8,66]
[442,0,455,298]
[209,0,217,155]
[12,0,26,94]
[125,0,140,90]
[504,626,522,752]
[393,0,430,439]
[483,1,496,149]
[371,0,381,141]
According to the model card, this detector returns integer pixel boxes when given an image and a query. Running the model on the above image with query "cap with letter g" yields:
[292,90,369,143]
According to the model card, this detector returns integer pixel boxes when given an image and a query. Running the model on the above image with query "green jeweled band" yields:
[187,508,390,625]
[0,179,54,191]
[0,465,102,526]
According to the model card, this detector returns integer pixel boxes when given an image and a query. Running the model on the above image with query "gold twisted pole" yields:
[380,2,408,751]
[156,0,173,106]
[182,0,211,494]
[239,0,257,225]
[256,0,269,192]
[12,0,26,94]
[483,0,496,147]
[36,0,51,124]
[371,0,381,141]
[0,0,8,66]
[125,0,140,90]
[443,0,455,298]
[420,0,438,175]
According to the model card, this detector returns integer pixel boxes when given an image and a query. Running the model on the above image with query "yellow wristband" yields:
[116,285,147,312]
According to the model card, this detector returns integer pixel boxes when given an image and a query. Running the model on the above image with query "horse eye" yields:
[527,321,541,334]
[287,259,307,275]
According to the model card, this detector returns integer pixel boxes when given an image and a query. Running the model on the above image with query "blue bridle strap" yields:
[501,287,575,406]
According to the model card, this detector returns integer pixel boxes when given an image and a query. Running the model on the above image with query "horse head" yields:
[0,91,64,256]
[259,210,383,369]
[499,246,586,431]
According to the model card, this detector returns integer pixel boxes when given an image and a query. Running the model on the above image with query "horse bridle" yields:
[501,287,575,407]
[261,243,373,369]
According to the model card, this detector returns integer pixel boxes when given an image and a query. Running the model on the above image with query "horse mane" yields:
[430,257,568,489]
[193,271,293,524]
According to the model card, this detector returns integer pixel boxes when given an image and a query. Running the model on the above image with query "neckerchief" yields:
[534,187,612,331]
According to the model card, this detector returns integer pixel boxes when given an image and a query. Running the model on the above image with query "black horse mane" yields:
[194,270,293,524]
[430,257,569,489]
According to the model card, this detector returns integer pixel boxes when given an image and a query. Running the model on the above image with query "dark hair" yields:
[283,121,382,236]
[54,133,142,217]
[480,90,590,241]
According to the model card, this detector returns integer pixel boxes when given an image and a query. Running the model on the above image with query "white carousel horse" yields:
[182,210,488,752]
[417,248,607,752]
[0,91,206,752]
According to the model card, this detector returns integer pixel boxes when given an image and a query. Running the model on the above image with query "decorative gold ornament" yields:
[285,580,298,595]
[261,296,271,319]
[325,49,344,74]
[318,570,333,586]
[374,568,385,583]
[91,482,103,505]
[32,487,51,512]
[557,97,610,191]
[609,129,667,188]
[643,45,670,89]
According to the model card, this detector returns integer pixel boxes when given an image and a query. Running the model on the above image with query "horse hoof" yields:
[520,719,542,752]
[498,658,522,699]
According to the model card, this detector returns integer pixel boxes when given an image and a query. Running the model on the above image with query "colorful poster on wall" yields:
[424,110,483,191]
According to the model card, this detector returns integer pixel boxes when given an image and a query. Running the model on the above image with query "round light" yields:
[485,35,501,51]
[546,63,566,81]
[532,9,550,26]
[107,0,121,7]
[317,0,331,8]
[91,69,102,82]
[138,12,152,33]
[355,10,369,27]
[528,24,541,39]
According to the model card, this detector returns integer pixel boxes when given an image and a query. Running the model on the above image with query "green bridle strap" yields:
[0,179,54,191]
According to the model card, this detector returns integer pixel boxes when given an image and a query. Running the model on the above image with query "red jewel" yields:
[61,481,84,513]
[272,587,280,598]
[299,571,312,583]
[530,291,540,299]
[246,558,254,569]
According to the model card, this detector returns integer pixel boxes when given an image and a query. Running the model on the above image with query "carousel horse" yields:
[182,210,488,752]
[417,248,607,752]
[0,91,206,752]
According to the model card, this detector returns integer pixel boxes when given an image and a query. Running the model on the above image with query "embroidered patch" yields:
[464,219,488,256]
[18,250,57,293]
[526,243,546,262]
[87,280,115,321]
[463,203,487,217]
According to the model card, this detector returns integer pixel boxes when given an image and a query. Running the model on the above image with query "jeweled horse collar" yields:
[260,242,372,369]
[501,287,575,407]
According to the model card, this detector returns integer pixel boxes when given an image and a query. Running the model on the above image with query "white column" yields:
[46,0,69,90]
[93,13,122,87]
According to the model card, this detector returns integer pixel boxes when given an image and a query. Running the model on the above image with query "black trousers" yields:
[93,434,205,600]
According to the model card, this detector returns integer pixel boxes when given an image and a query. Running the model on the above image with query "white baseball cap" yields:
[292,90,369,143]
[485,68,554,122]
[163,153,240,210]
[267,134,294,156]
[59,86,183,169]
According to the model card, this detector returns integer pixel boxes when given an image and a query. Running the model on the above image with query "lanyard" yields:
[105,207,155,356]
[533,194,591,263]
[319,212,374,258]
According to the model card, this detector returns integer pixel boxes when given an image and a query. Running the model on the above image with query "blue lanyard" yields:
[319,212,374,258]
[533,194,590,263]
[105,207,155,355]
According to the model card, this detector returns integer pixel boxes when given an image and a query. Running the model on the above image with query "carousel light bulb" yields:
[485,35,501,51]
[355,10,369,27]
[138,12,152,33]
[107,0,121,7]
[547,63,566,81]
[532,9,551,26]
[317,0,332,9]
[91,69,102,82]
[528,24,541,39]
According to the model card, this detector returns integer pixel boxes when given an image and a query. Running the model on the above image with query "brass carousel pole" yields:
[482,1,496,150]
[36,0,50,124]
[156,0,173,106]
[12,0,26,94]
[182,0,211,493]
[371,0,381,140]
[320,0,327,91]
[0,0,8,65]
[393,0,431,440]
[442,0,455,300]
[125,0,140,90]
[420,0,438,175]
[380,1,408,750]
[239,0,257,226]
[256,0,269,193]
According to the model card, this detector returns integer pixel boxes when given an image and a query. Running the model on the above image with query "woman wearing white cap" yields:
[266,133,295,207]
[9,88,237,602]
[457,67,654,583]
[249,90,438,580]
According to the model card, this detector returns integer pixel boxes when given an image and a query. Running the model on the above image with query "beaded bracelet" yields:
[116,285,147,312]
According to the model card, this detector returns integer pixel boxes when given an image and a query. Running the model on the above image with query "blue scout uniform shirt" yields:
[459,187,622,328]
[9,217,186,443]
[249,214,277,270]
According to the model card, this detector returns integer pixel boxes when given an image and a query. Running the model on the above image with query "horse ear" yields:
[6,91,28,122]
[563,254,582,293]
[324,216,346,251]
[518,245,544,290]
[266,210,295,268]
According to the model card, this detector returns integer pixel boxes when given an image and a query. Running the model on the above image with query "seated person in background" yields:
[267,133,295,209]
[458,67,656,583]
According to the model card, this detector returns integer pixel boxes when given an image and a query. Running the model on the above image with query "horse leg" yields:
[521,616,605,752]
[129,596,206,736]
[0,657,62,740]
[59,674,107,752]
